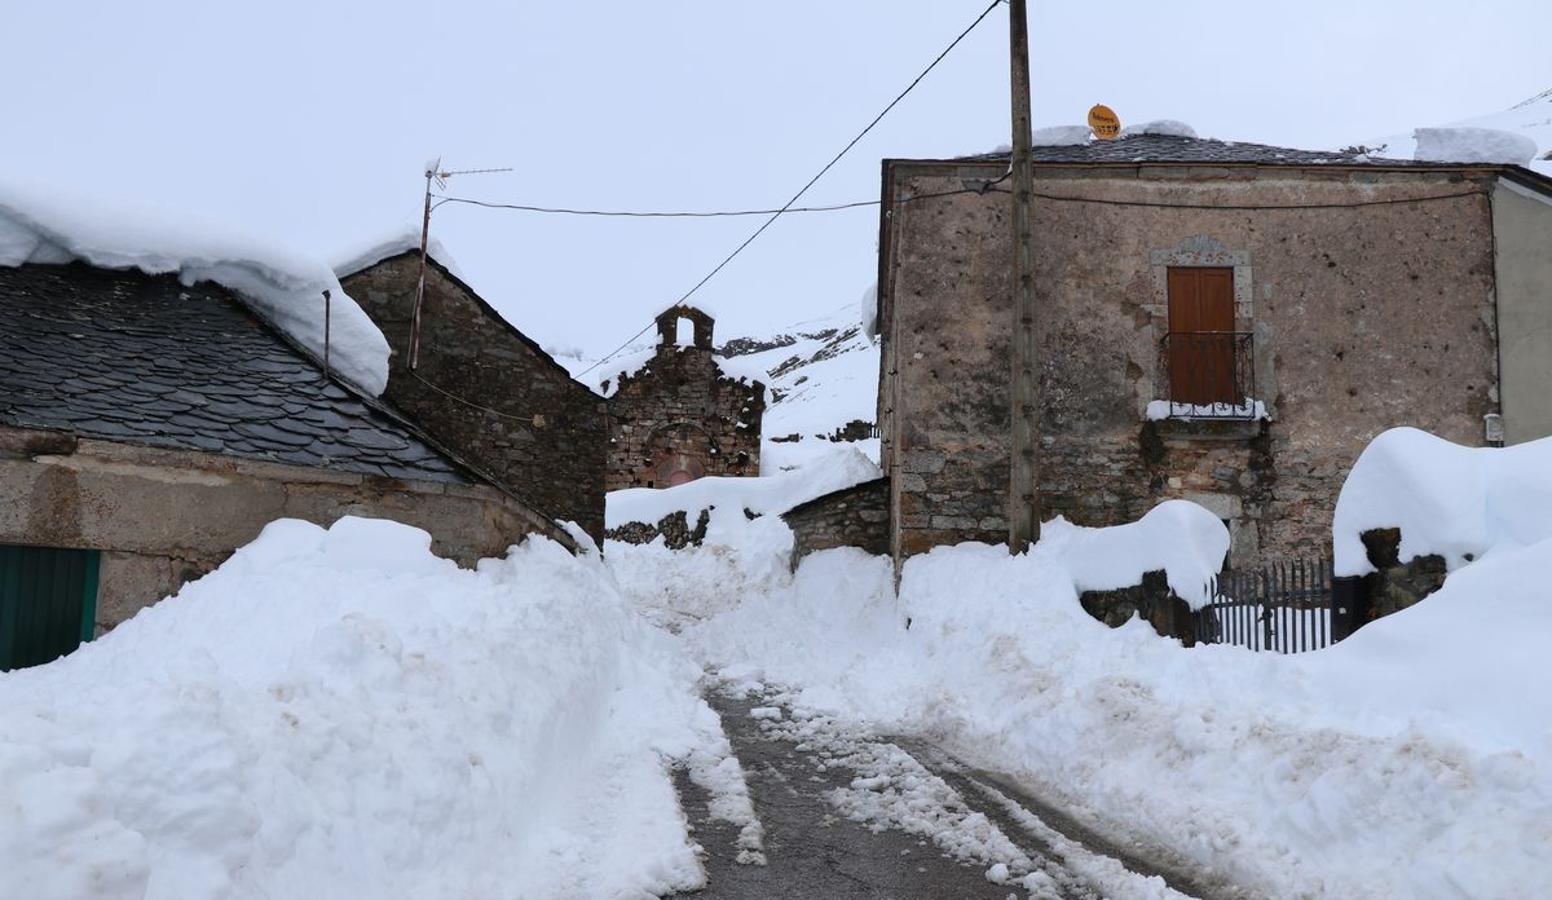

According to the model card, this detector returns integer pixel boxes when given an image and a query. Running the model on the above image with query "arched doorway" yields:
[640,422,709,489]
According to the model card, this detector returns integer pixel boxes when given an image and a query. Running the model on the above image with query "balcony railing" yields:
[1156,331,1259,420]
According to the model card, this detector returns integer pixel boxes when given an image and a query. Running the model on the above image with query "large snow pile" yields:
[1332,427,1552,575]
[1413,126,1538,165]
[681,510,1552,898]
[1059,500,1228,608]
[0,517,725,900]
[1362,88,1551,176]
[0,181,389,395]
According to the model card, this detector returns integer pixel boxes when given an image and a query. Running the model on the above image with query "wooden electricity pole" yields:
[1007,0,1041,553]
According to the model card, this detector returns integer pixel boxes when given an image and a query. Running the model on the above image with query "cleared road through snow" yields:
[668,686,1234,899]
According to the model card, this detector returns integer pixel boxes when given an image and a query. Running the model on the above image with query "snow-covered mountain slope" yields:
[1362,88,1552,175]
[718,298,880,464]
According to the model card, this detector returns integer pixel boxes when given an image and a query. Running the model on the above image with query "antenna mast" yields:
[406,160,513,370]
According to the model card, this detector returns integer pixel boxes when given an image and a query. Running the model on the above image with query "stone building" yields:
[601,304,764,491]
[871,133,1552,568]
[0,262,574,669]
[339,247,607,542]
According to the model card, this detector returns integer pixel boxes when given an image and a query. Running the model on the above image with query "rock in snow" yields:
[0,180,390,395]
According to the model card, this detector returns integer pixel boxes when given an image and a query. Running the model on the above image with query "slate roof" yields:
[962,132,1428,166]
[0,262,468,483]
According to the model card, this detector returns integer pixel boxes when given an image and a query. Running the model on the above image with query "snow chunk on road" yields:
[0,516,716,900]
[1332,427,1552,575]
[1414,126,1538,165]
[0,180,389,395]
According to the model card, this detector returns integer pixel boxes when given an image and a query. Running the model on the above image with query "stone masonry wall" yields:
[780,477,890,569]
[880,162,1500,568]
[0,430,565,634]
[604,346,764,491]
[342,254,607,542]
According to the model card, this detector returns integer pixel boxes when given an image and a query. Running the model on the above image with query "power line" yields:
[429,181,1484,223]
[430,194,883,218]
[575,0,1005,378]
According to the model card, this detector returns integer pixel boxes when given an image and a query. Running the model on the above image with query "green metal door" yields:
[0,545,100,671]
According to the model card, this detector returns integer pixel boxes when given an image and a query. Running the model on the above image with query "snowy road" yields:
[669,685,1230,900]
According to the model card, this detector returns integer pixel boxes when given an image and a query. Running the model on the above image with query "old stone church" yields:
[601,304,765,491]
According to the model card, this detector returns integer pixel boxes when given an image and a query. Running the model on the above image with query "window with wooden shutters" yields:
[1166,267,1239,405]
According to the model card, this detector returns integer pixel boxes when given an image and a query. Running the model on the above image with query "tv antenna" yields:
[408,158,513,369]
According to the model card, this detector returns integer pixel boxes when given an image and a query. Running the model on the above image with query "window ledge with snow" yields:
[1146,399,1268,440]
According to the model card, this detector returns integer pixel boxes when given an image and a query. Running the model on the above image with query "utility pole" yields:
[1007,0,1040,553]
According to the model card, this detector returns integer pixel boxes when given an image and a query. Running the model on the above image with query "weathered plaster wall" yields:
[0,430,558,633]
[342,255,607,542]
[882,162,1499,566]
[603,346,764,491]
[1492,178,1552,445]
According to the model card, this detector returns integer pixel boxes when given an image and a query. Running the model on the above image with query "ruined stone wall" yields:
[603,346,764,491]
[781,477,890,568]
[0,430,561,633]
[881,162,1500,566]
[342,255,607,542]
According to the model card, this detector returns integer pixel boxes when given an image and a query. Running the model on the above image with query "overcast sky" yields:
[3,1,1548,356]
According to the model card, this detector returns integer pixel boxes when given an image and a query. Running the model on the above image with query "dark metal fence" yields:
[1194,558,1336,653]
[1159,331,1256,418]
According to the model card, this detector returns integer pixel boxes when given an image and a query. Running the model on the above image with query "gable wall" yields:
[603,346,764,491]
[342,256,607,542]
[882,162,1499,567]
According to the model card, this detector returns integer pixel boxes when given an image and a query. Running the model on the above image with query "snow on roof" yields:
[332,227,466,282]
[1332,427,1552,576]
[0,180,389,395]
[1118,119,1198,139]
[573,344,767,400]
[1031,125,1091,147]
[1413,127,1539,166]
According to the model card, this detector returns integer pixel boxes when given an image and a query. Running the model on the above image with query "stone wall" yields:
[880,162,1500,568]
[341,254,607,542]
[1078,569,1196,644]
[603,344,764,491]
[781,477,890,569]
[604,508,712,550]
[0,429,561,634]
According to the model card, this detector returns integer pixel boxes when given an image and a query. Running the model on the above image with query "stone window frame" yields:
[1143,235,1272,422]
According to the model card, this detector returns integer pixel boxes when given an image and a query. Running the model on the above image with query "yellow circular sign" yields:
[1088,104,1121,141]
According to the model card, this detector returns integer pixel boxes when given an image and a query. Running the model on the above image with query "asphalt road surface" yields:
[666,688,1236,900]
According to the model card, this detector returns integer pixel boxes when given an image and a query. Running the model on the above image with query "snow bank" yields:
[1031,125,1091,146]
[684,513,1552,898]
[332,226,466,282]
[1413,126,1538,165]
[1054,501,1229,609]
[1119,120,1198,139]
[0,516,719,900]
[0,180,389,395]
[1332,427,1552,575]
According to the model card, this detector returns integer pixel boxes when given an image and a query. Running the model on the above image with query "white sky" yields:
[2,1,1547,356]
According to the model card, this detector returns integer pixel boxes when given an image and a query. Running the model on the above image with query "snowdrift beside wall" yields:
[0,181,389,395]
[1332,427,1552,575]
[0,517,717,900]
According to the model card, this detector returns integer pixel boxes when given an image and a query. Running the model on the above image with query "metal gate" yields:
[0,545,100,671]
[1194,558,1336,653]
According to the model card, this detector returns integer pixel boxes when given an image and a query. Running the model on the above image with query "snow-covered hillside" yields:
[1362,88,1552,175]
